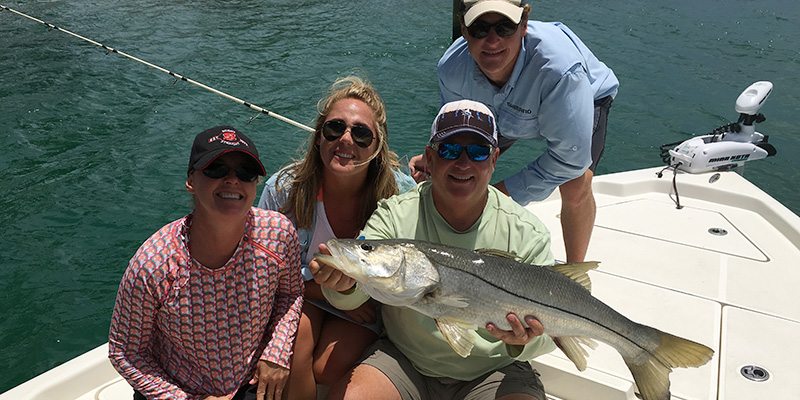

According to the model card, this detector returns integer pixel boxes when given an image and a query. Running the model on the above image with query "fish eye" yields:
[360,243,373,251]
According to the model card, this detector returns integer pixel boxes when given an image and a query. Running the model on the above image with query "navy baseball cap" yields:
[429,100,498,147]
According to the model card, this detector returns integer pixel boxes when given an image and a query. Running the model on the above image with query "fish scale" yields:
[420,247,659,352]
[317,238,715,400]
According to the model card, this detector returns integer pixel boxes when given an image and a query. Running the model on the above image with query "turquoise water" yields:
[1,0,798,392]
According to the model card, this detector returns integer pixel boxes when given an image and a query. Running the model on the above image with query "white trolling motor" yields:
[660,81,777,173]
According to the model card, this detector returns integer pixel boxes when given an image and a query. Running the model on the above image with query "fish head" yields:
[317,239,439,306]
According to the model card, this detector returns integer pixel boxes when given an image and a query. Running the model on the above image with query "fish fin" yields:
[475,248,519,260]
[435,318,475,358]
[550,262,600,292]
[625,329,714,400]
[554,336,598,371]
[421,289,470,308]
[434,294,470,308]
[626,357,671,400]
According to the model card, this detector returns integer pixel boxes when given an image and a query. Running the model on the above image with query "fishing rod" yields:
[1,4,314,133]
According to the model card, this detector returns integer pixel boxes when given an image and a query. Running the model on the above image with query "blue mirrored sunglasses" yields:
[432,142,493,162]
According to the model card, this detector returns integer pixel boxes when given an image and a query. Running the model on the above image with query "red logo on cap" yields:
[222,130,237,142]
[209,129,249,147]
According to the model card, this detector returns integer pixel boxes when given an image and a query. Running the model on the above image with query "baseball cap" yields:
[430,100,498,147]
[462,0,525,26]
[187,125,266,175]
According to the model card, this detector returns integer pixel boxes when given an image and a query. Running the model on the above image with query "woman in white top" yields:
[258,76,414,399]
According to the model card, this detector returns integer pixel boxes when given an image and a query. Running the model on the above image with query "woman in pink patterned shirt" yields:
[109,126,304,400]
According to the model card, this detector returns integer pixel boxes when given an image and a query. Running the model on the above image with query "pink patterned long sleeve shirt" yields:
[108,207,303,399]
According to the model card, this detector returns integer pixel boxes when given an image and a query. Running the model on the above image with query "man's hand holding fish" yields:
[308,243,356,293]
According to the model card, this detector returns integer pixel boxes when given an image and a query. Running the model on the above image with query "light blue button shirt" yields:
[438,21,619,203]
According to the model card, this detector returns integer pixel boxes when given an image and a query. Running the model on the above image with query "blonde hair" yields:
[278,76,402,229]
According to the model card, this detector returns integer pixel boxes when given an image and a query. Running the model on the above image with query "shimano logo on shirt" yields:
[506,101,532,114]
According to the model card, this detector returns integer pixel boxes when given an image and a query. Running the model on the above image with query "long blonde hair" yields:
[278,76,402,229]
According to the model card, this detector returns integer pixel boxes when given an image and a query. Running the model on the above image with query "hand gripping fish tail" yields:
[316,238,715,400]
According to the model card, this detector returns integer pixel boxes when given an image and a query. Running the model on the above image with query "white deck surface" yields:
[527,167,800,400]
[2,167,798,400]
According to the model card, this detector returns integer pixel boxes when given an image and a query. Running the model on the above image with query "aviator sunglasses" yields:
[322,119,375,148]
[201,162,260,182]
[467,19,520,39]
[432,142,493,162]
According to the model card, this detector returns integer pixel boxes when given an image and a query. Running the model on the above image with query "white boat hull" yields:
[3,167,799,400]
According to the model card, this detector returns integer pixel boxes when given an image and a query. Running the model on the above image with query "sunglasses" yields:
[201,163,260,182]
[467,19,520,39]
[432,142,493,162]
[322,119,375,148]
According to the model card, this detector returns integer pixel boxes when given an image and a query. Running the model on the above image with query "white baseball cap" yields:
[462,0,525,26]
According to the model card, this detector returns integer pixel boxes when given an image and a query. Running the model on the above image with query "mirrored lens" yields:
[322,119,374,148]
[437,143,463,160]
[465,144,491,161]
[435,143,492,162]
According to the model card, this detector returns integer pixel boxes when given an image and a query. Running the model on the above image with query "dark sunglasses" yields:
[467,19,520,39]
[432,142,493,162]
[322,119,374,148]
[201,163,260,182]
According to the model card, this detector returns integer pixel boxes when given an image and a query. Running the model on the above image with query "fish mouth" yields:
[314,253,341,271]
[315,240,356,276]
[324,239,345,260]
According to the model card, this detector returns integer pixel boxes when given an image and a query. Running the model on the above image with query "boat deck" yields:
[2,167,798,400]
[527,167,800,399]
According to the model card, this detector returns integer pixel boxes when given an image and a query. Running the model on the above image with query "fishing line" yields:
[2,4,390,168]
[1,4,314,133]
[2,4,388,168]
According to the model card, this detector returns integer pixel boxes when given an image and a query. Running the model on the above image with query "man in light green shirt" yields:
[312,100,554,400]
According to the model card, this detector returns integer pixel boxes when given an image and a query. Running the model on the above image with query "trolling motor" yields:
[660,81,778,173]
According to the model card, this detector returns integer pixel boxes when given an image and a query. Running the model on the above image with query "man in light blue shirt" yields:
[410,0,618,263]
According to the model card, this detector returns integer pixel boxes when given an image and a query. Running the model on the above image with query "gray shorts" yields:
[361,339,545,400]
[497,95,614,173]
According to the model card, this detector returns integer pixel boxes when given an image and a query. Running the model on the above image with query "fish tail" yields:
[624,331,714,400]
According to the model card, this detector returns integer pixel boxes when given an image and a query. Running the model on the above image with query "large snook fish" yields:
[316,238,714,400]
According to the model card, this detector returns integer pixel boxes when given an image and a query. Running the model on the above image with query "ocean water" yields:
[1,0,798,392]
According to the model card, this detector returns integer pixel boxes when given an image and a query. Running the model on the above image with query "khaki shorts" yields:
[361,339,546,400]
